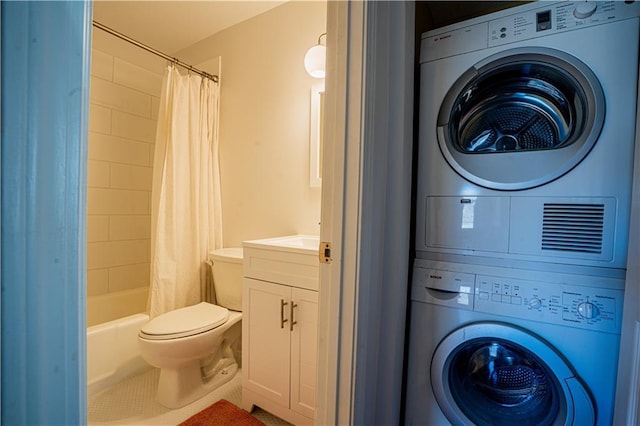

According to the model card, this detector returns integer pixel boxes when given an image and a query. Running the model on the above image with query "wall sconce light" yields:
[304,33,327,78]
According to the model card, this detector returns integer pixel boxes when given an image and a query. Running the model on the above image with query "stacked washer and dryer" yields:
[405,2,640,425]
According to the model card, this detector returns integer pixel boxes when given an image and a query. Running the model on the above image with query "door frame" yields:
[1,1,92,424]
[316,2,415,424]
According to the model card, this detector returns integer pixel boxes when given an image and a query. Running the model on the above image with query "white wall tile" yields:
[87,159,110,188]
[151,96,160,121]
[91,76,152,118]
[89,133,151,166]
[114,58,163,97]
[109,263,150,292]
[149,144,156,166]
[110,163,152,191]
[87,268,109,296]
[88,188,150,215]
[111,110,156,143]
[91,49,113,81]
[89,103,111,134]
[89,32,161,326]
[93,30,166,74]
[109,216,151,240]
[87,240,150,270]
[87,215,109,242]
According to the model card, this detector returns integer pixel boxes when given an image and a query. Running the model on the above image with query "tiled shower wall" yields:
[87,42,163,326]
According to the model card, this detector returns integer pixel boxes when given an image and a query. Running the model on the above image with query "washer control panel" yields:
[475,274,623,333]
[412,264,624,334]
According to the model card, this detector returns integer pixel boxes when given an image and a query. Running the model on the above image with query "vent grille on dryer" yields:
[541,204,604,254]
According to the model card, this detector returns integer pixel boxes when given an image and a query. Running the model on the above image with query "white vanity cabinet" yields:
[241,235,319,426]
[243,278,317,422]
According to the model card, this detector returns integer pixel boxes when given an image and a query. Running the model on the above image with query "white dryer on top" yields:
[415,1,640,272]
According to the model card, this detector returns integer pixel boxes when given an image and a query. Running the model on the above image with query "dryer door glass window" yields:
[447,338,562,426]
[437,48,604,190]
[450,63,580,153]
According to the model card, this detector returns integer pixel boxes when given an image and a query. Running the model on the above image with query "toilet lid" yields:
[139,302,229,340]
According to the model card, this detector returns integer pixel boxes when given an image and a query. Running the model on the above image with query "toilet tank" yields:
[209,248,243,311]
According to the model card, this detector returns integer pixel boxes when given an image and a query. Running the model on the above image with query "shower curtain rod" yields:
[92,20,219,83]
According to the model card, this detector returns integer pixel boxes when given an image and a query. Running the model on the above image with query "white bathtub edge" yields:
[87,313,152,398]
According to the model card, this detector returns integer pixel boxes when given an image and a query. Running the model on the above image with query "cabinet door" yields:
[290,287,318,419]
[243,278,291,407]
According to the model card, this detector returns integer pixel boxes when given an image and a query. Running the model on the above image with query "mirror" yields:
[310,83,325,187]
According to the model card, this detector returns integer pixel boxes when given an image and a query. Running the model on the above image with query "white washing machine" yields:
[415,1,640,272]
[404,259,625,425]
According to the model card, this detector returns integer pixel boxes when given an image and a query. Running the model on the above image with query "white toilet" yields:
[138,248,244,408]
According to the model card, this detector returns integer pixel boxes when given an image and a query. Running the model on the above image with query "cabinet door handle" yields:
[280,299,288,329]
[290,301,298,331]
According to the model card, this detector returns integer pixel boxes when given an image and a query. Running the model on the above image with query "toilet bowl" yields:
[138,248,243,408]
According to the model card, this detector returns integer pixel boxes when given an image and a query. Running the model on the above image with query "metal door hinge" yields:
[319,241,332,263]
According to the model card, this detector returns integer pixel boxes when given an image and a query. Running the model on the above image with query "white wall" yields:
[177,1,326,247]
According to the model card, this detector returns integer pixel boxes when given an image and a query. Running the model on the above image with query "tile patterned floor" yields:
[88,368,291,426]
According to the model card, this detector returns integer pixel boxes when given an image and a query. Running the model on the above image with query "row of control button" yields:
[478,291,522,305]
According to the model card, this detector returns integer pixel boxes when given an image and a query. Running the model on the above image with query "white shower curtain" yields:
[148,64,223,318]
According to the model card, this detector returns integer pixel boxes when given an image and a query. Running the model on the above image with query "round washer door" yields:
[431,322,595,426]
[437,47,604,190]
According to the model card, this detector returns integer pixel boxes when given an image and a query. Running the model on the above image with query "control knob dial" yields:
[573,2,597,19]
[577,301,600,319]
[528,298,542,309]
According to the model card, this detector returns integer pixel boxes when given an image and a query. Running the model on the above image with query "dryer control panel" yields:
[421,1,640,62]
[488,1,640,48]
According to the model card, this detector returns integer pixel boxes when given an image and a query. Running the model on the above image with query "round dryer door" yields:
[437,47,604,190]
[431,323,595,426]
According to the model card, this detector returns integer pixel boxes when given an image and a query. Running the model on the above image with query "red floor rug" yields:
[179,399,265,426]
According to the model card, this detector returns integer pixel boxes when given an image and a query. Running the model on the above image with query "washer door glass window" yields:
[437,47,604,190]
[448,338,562,426]
[431,323,595,426]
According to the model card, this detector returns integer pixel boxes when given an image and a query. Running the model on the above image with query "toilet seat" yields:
[140,302,229,340]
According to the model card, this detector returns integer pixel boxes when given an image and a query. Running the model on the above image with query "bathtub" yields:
[87,313,152,397]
